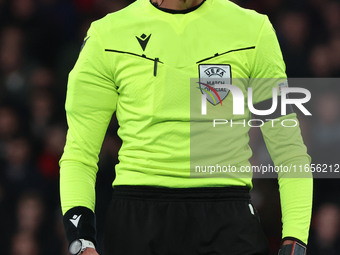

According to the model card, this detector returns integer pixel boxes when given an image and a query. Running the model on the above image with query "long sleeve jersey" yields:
[60,0,313,244]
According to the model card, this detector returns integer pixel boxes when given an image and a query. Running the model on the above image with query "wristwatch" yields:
[69,239,95,255]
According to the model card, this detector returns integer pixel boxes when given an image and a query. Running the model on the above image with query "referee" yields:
[60,0,313,255]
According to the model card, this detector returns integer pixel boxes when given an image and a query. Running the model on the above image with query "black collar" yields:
[150,0,206,14]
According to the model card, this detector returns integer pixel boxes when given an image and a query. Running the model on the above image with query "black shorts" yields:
[104,186,270,255]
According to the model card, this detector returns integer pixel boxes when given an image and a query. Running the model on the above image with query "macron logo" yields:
[136,33,151,51]
[70,214,82,228]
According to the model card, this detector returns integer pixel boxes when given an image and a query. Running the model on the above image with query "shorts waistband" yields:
[112,185,250,200]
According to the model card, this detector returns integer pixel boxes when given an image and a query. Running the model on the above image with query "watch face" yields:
[69,239,82,255]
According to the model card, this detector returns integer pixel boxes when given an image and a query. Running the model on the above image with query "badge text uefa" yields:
[200,85,312,116]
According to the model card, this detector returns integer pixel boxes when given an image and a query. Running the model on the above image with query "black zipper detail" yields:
[105,49,163,63]
[154,58,159,76]
[196,46,256,64]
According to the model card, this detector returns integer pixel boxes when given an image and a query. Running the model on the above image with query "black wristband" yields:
[279,240,306,255]
[63,206,97,246]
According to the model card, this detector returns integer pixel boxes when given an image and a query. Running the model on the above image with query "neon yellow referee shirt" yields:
[60,0,313,244]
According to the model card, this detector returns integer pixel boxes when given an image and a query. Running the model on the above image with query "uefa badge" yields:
[198,64,231,106]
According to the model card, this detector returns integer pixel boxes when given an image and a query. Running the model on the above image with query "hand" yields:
[82,248,99,255]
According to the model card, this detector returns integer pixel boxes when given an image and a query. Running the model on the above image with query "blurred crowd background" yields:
[0,0,339,254]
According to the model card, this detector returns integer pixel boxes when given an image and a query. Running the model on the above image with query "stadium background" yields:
[0,0,339,254]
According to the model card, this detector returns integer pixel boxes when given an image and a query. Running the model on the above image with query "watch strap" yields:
[278,241,306,255]
[80,239,95,253]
